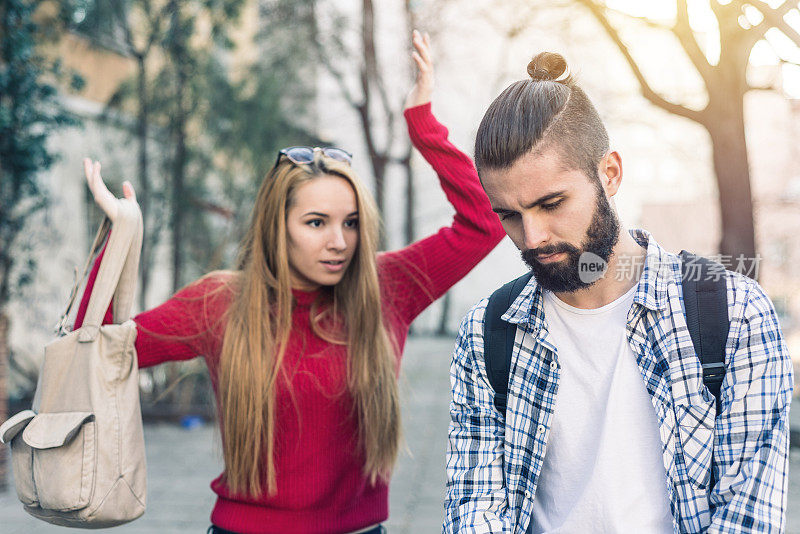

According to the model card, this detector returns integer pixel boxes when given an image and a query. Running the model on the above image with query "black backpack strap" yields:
[484,272,534,417]
[679,250,730,414]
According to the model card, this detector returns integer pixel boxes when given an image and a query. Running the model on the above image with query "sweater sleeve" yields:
[378,103,505,326]
[72,234,233,368]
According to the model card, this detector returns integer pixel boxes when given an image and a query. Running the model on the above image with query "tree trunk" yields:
[707,95,758,279]
[171,53,187,293]
[357,0,391,249]
[402,1,417,249]
[0,310,9,491]
[436,292,452,336]
[356,100,388,246]
[136,56,152,310]
[401,148,414,245]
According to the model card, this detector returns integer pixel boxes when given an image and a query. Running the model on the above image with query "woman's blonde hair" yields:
[218,151,401,497]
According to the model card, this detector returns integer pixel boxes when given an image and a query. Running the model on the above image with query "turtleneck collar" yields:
[291,286,322,308]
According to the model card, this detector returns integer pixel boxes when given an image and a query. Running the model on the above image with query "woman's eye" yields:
[345,219,359,228]
[541,200,563,211]
[307,219,323,228]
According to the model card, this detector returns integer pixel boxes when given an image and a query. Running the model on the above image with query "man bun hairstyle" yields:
[526,51,572,83]
[475,52,609,182]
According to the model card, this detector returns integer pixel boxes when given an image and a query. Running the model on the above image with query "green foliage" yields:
[0,0,83,305]
[144,0,324,281]
[51,0,326,283]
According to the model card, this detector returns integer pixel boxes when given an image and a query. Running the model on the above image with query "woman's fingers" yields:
[83,157,118,221]
[411,51,425,71]
[404,29,435,109]
[413,30,433,70]
[122,181,137,202]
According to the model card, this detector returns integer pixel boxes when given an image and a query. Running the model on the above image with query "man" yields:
[444,52,792,533]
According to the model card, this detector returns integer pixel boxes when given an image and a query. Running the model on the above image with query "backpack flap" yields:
[0,410,36,444]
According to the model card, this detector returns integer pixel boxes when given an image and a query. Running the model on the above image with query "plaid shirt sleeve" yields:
[444,301,512,533]
[709,278,793,533]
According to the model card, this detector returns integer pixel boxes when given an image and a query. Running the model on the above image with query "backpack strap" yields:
[484,272,533,417]
[679,250,730,414]
[484,252,730,419]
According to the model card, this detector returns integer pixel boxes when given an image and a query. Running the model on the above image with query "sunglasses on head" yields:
[273,146,353,168]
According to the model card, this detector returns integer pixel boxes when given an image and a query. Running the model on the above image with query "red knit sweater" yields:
[74,103,505,534]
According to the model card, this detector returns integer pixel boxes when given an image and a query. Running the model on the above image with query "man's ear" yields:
[598,151,622,197]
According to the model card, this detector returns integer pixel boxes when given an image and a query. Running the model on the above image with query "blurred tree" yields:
[399,0,452,247]
[402,1,418,247]
[63,0,169,311]
[325,0,396,230]
[281,0,403,249]
[160,0,245,292]
[0,0,83,490]
[574,0,800,278]
[201,0,325,268]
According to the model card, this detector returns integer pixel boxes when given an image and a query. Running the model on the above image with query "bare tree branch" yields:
[604,5,672,31]
[742,0,800,48]
[361,0,395,156]
[574,0,708,125]
[673,0,715,83]
[314,40,359,108]
[709,0,735,23]
[189,196,234,219]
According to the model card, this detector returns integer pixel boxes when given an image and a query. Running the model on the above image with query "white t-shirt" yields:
[528,284,673,534]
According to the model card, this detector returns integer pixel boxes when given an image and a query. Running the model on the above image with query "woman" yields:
[75,31,504,534]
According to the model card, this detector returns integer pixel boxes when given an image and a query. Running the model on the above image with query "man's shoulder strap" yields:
[679,250,730,413]
[484,272,533,417]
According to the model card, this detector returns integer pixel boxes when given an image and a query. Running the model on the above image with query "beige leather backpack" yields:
[0,199,146,527]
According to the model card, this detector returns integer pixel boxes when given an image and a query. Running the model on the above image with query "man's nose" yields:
[522,215,549,251]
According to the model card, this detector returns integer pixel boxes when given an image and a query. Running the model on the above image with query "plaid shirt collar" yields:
[502,228,669,330]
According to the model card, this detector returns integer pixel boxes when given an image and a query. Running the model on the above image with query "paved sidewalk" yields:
[2,335,800,532]
[0,336,455,533]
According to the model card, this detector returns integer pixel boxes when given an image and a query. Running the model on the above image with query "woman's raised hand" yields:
[83,158,137,222]
[404,29,434,110]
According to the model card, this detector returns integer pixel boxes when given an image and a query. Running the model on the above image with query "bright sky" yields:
[606,0,800,97]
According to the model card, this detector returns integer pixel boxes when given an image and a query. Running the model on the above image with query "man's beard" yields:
[521,186,620,293]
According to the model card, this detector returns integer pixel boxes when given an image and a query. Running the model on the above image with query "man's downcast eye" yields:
[541,200,563,211]
[499,212,519,221]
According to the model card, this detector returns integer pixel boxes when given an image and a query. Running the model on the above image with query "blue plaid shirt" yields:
[445,229,792,533]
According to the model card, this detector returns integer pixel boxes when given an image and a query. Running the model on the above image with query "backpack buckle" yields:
[702,362,725,381]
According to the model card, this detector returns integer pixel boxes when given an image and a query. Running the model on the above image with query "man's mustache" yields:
[521,243,576,264]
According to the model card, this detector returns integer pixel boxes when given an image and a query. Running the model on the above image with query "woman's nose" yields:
[327,228,347,251]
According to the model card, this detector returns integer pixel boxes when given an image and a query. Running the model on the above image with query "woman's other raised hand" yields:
[83,158,137,222]
[404,29,434,110]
